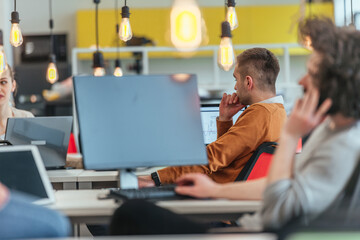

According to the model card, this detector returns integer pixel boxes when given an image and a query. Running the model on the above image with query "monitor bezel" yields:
[0,145,55,205]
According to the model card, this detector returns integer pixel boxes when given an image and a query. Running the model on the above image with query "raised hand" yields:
[175,173,220,198]
[284,88,332,138]
[219,93,245,121]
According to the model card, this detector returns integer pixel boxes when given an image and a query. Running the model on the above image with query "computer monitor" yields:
[73,75,208,188]
[200,104,244,145]
[5,116,73,169]
[0,145,55,205]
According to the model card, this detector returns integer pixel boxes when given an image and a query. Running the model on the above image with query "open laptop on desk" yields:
[0,145,55,205]
[201,104,244,145]
[74,75,207,200]
[5,116,73,170]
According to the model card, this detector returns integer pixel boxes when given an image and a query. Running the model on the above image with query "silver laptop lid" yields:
[0,145,55,205]
[5,116,73,169]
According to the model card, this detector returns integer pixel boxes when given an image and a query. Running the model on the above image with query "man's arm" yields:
[157,106,270,184]
[175,173,267,200]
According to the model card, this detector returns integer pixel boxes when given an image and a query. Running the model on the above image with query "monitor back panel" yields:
[5,117,73,169]
[73,75,208,170]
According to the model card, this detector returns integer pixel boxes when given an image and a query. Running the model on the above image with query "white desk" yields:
[50,189,262,224]
[76,167,165,189]
[47,169,84,190]
[77,170,119,189]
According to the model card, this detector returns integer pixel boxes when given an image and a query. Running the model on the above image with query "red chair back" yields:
[247,152,273,180]
[235,139,302,182]
[235,142,277,182]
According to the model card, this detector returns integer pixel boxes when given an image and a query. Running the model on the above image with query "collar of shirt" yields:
[259,95,284,105]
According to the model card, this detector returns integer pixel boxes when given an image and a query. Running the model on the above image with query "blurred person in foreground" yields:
[109,17,360,234]
[0,182,70,238]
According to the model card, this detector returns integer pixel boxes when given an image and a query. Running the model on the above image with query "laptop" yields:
[0,145,55,205]
[5,116,73,169]
[200,104,244,145]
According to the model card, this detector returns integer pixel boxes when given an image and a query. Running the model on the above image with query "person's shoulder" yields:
[11,107,34,118]
[248,102,285,114]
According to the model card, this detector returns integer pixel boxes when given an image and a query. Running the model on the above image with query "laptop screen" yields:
[5,117,73,169]
[200,105,244,145]
[0,146,55,205]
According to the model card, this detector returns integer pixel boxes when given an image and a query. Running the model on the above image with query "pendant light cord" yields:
[344,0,347,25]
[95,2,99,52]
[125,0,127,7]
[14,0,16,11]
[115,0,120,60]
[350,0,354,25]
[224,0,227,18]
[49,0,54,56]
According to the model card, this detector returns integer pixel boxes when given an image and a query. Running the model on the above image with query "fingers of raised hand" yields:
[227,94,233,105]
[314,98,332,123]
[231,93,238,104]
[303,89,320,116]
[220,93,227,104]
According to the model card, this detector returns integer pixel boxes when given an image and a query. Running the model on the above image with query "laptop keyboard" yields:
[109,184,193,201]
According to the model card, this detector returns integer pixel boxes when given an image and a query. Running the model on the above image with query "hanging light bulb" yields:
[46,0,59,84]
[114,0,123,77]
[226,0,238,31]
[10,11,23,47]
[170,0,202,52]
[0,30,8,75]
[93,51,105,76]
[113,59,123,77]
[92,0,105,76]
[218,21,235,71]
[119,5,132,42]
[46,54,59,84]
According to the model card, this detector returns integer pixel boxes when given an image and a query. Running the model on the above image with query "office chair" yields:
[235,142,277,182]
[235,138,302,182]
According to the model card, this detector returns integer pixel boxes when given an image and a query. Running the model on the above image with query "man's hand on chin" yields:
[138,175,155,188]
[219,93,245,121]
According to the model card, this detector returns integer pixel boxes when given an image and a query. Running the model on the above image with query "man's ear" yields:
[11,80,17,93]
[246,76,254,90]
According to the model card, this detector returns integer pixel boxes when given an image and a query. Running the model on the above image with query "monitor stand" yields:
[119,169,138,189]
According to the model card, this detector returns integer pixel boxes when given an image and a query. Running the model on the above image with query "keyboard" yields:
[109,185,193,201]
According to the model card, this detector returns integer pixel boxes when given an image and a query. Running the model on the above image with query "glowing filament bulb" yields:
[94,67,105,77]
[46,62,59,84]
[226,7,238,31]
[171,0,202,52]
[114,60,123,77]
[10,23,23,47]
[10,12,23,47]
[93,51,105,77]
[218,38,235,71]
[113,67,123,77]
[218,22,235,71]
[119,6,132,42]
[0,47,7,75]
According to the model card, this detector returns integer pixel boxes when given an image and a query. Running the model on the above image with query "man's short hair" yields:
[236,48,280,93]
[299,17,360,119]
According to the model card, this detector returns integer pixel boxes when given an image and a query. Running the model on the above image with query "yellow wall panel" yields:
[76,3,333,59]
